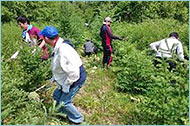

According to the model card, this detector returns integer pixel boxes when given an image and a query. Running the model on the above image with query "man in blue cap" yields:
[40,26,86,124]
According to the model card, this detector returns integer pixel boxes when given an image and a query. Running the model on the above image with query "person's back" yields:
[84,41,94,53]
[150,32,185,71]
[64,39,74,48]
[157,37,183,59]
[150,32,184,60]
[28,26,42,44]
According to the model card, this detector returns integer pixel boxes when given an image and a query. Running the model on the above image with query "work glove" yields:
[32,48,37,54]
[50,77,55,83]
[182,59,188,65]
[10,51,19,59]
[118,37,123,40]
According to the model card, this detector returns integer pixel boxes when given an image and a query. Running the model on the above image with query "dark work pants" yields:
[84,52,92,57]
[103,45,113,67]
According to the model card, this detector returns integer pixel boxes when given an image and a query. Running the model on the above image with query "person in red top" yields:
[17,16,49,60]
[100,17,123,68]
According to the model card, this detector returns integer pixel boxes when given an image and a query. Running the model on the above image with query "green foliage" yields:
[114,1,189,23]
[48,2,86,47]
[128,60,189,124]
[112,43,155,94]
[1,23,21,59]
[2,1,188,24]
[18,46,52,91]
[87,16,103,49]
[1,23,52,124]
[111,20,189,124]
[1,1,56,23]
[112,19,189,51]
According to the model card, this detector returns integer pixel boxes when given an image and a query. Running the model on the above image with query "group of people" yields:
[99,17,186,70]
[17,16,86,124]
[16,16,186,124]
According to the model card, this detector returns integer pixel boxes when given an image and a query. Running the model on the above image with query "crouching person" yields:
[40,26,86,124]
[150,32,185,71]
[84,39,98,57]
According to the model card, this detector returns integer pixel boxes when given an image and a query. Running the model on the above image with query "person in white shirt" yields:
[40,26,86,124]
[150,32,185,71]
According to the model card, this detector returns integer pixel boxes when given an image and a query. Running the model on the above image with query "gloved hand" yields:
[32,48,37,54]
[118,37,123,40]
[183,59,188,64]
[11,51,19,59]
[50,77,55,83]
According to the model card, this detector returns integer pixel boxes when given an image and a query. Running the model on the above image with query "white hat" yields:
[105,17,112,22]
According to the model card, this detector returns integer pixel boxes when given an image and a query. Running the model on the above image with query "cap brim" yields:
[39,31,44,36]
[105,20,112,22]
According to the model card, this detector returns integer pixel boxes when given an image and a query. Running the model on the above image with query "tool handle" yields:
[35,83,49,92]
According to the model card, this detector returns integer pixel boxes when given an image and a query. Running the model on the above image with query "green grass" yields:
[71,54,135,125]
[36,54,136,125]
[1,20,188,125]
[1,23,135,125]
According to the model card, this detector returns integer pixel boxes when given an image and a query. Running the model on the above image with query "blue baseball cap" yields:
[40,26,58,39]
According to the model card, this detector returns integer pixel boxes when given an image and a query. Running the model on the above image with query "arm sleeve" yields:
[176,42,184,60]
[59,46,80,86]
[34,27,43,40]
[104,26,120,39]
[38,40,46,48]
[150,41,161,52]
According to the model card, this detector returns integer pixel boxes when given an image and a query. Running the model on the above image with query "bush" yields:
[128,60,189,124]
[111,19,189,124]
[18,45,52,91]
[112,43,155,94]
[112,19,189,51]
[1,23,52,125]
[51,2,86,48]
[114,1,189,23]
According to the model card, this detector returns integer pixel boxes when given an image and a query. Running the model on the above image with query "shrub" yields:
[51,2,86,48]
[112,19,189,51]
[111,19,189,124]
[112,42,155,94]
[128,60,189,125]
[18,45,52,91]
[1,23,52,125]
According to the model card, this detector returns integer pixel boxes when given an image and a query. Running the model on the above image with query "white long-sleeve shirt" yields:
[150,37,184,60]
[51,37,82,93]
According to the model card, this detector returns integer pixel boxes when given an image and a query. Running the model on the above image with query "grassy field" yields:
[39,54,136,125]
[1,18,188,125]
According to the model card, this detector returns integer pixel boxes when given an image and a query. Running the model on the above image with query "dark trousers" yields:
[103,45,113,67]
[84,52,92,57]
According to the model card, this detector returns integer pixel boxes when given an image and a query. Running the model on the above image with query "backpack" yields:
[64,39,75,48]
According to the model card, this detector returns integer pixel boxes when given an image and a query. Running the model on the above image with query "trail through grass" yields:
[44,53,136,125]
